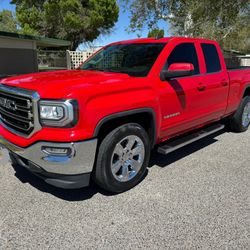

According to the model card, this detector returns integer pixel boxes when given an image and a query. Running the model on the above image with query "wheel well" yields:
[243,87,250,97]
[95,111,156,148]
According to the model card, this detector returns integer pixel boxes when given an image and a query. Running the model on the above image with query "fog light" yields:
[42,146,71,156]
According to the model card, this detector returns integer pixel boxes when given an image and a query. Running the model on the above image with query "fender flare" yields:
[93,108,157,147]
[242,84,250,98]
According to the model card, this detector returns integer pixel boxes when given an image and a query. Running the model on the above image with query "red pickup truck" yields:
[0,37,250,193]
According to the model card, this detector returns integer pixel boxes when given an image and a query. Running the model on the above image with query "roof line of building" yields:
[0,30,71,47]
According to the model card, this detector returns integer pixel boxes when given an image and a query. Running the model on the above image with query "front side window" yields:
[165,43,200,75]
[80,43,166,77]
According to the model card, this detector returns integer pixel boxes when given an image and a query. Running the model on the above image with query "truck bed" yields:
[227,66,250,70]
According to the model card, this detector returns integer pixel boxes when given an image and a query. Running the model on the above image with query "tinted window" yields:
[166,43,200,74]
[80,43,166,77]
[201,43,221,73]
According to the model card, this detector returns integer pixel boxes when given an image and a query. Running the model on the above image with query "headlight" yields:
[40,106,64,120]
[39,100,78,127]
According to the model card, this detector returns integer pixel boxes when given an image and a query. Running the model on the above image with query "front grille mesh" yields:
[0,90,34,136]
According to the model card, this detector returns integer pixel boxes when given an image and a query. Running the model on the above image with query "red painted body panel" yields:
[1,37,250,148]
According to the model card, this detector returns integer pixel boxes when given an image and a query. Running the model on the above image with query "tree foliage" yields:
[148,28,164,38]
[11,0,119,50]
[123,0,250,52]
[0,9,18,33]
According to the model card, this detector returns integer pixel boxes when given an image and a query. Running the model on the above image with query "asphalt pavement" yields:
[0,129,249,249]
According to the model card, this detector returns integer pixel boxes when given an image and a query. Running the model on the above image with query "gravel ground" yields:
[0,129,249,250]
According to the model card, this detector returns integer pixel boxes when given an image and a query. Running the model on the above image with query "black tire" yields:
[229,96,250,132]
[94,123,151,193]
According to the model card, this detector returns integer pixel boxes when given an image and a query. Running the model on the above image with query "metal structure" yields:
[67,47,102,69]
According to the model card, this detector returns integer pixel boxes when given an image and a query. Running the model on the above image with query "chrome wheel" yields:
[111,135,145,182]
[242,101,250,127]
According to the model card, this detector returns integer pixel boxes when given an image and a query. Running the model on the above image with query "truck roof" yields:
[109,37,217,45]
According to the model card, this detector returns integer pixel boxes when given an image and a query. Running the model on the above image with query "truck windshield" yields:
[80,43,166,77]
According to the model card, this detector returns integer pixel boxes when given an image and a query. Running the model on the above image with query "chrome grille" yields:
[0,85,40,137]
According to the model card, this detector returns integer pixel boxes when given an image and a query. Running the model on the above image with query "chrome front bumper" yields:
[0,137,98,188]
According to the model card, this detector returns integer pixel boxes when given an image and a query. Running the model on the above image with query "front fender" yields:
[83,88,160,142]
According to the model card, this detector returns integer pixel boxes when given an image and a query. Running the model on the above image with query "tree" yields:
[0,9,18,33]
[11,0,119,50]
[122,0,250,52]
[148,28,164,38]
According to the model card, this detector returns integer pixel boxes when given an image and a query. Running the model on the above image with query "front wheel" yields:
[94,123,151,193]
[229,96,250,132]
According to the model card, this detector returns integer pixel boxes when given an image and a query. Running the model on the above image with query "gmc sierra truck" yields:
[0,37,250,193]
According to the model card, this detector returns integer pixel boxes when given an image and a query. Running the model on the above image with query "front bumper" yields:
[0,136,97,189]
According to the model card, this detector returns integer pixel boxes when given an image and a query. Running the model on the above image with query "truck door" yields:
[157,41,228,139]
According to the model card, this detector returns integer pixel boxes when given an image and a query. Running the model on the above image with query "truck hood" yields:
[1,70,130,97]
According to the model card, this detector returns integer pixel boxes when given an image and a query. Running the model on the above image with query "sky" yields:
[0,0,169,49]
[89,8,169,48]
[0,0,14,11]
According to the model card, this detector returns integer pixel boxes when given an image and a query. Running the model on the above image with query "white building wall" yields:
[240,56,250,66]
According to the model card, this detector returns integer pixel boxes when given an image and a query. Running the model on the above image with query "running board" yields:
[157,124,225,155]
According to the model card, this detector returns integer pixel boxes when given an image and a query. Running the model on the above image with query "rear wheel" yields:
[94,123,151,193]
[229,96,250,132]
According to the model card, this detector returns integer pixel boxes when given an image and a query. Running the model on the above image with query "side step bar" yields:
[157,124,225,155]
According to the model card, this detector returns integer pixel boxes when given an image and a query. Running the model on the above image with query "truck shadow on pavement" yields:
[11,163,108,201]
[11,129,227,201]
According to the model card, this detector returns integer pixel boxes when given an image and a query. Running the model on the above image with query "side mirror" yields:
[160,63,195,81]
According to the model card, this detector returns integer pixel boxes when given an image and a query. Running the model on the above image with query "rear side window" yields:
[201,43,221,73]
[166,43,200,75]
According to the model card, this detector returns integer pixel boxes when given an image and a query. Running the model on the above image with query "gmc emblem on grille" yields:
[0,97,17,111]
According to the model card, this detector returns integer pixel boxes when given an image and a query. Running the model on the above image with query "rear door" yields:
[198,42,229,118]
